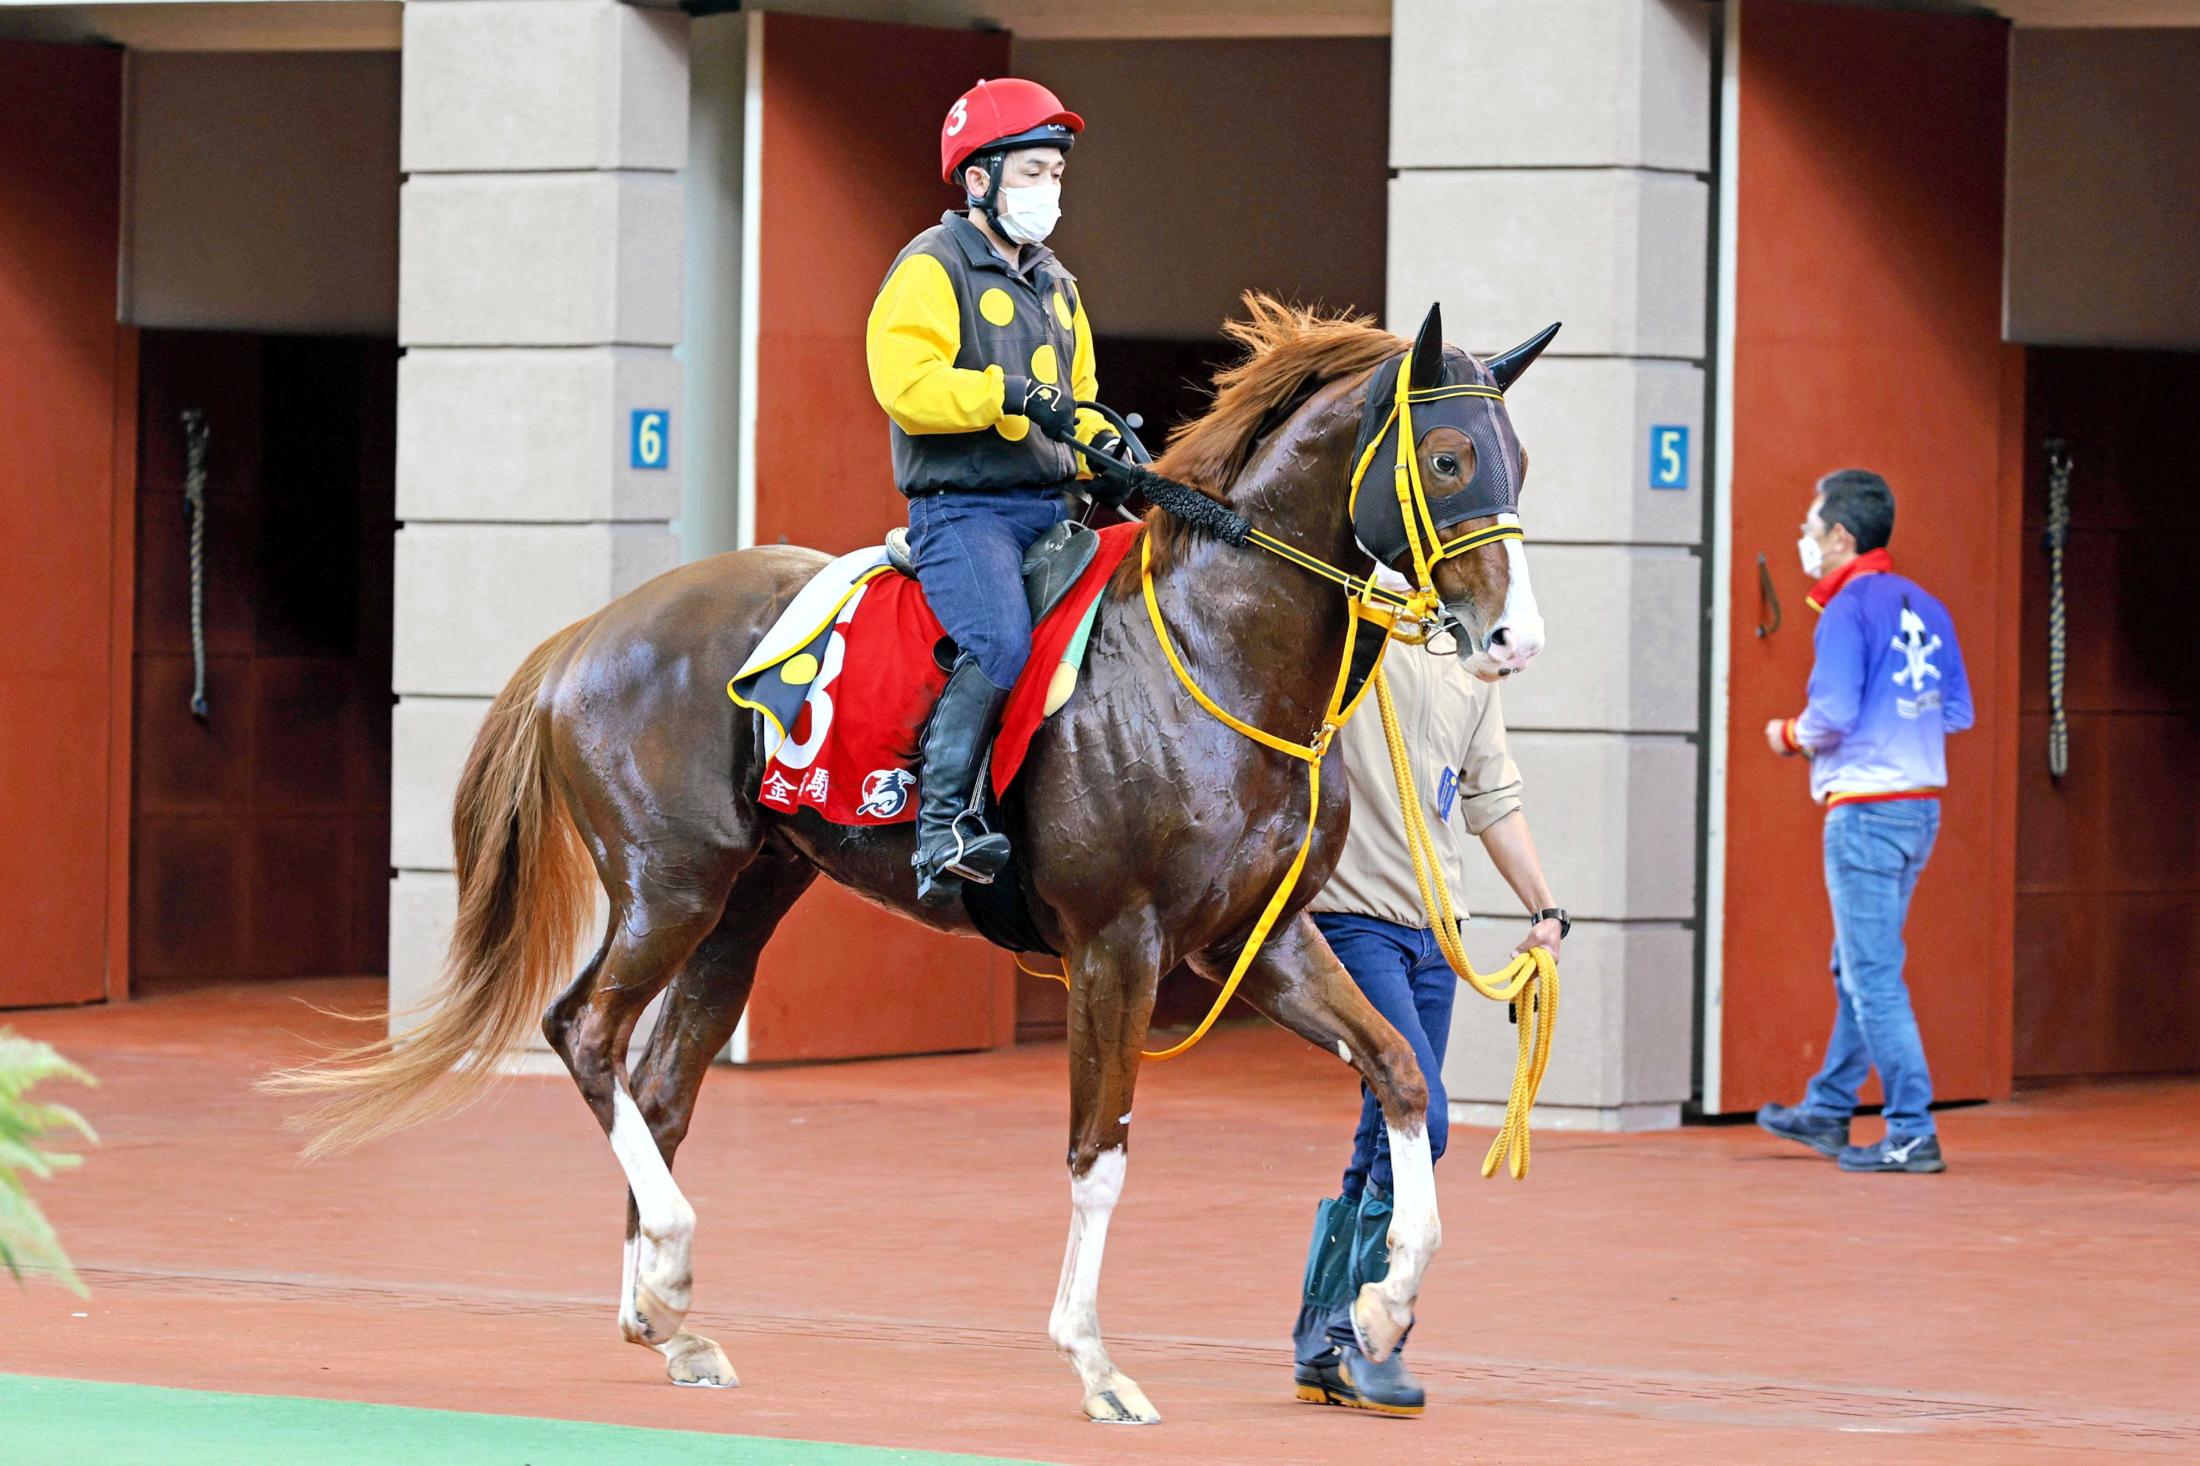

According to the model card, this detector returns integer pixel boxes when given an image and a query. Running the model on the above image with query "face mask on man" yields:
[996,181,1061,245]
[1797,532,1825,579]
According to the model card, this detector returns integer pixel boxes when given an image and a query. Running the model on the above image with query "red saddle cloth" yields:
[754,520,1141,825]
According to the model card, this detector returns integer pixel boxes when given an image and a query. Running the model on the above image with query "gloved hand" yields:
[1091,429,1132,462]
[1086,463,1133,511]
[1004,376,1079,441]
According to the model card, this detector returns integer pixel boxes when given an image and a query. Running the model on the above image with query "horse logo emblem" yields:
[857,768,917,818]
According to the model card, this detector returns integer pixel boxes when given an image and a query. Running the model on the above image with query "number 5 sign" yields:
[631,409,671,471]
[1649,424,1689,490]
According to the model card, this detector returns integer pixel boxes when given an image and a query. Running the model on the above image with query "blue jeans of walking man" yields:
[1803,799,1941,1136]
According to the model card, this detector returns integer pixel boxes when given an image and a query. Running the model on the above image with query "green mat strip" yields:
[0,1373,1042,1466]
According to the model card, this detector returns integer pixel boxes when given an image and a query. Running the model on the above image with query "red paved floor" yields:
[6,980,2197,1463]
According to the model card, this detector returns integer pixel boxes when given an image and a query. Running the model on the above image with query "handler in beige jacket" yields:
[1291,631,1566,1417]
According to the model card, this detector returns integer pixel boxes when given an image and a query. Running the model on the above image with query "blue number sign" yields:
[1649,425,1689,490]
[631,409,670,471]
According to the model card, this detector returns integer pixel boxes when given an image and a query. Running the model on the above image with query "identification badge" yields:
[1436,766,1459,822]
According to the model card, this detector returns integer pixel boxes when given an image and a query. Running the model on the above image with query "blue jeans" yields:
[1803,798,1941,1137]
[908,489,1067,691]
[1312,912,1455,1197]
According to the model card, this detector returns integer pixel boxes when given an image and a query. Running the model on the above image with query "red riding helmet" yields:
[939,78,1083,185]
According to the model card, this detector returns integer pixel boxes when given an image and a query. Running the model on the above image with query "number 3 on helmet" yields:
[939,78,1084,185]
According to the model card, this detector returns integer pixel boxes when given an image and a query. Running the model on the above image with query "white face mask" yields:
[995,181,1061,245]
[1797,533,1825,579]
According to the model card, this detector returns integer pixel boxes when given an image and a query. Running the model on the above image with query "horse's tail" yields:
[261,621,594,1159]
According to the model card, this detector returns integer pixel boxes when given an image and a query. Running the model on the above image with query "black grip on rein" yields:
[1053,407,1252,547]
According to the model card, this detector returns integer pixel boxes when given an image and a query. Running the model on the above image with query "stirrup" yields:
[940,826,1006,885]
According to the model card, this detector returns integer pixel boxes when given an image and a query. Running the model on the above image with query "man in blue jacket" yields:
[1756,469,1973,1174]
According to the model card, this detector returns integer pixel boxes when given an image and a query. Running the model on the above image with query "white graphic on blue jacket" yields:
[1890,606,1943,719]
[1791,573,1972,803]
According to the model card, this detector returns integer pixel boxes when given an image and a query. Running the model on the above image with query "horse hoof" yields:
[1352,1283,1411,1364]
[661,1332,739,1388]
[1083,1375,1160,1425]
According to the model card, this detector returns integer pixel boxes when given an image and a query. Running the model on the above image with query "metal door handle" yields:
[1755,552,1782,639]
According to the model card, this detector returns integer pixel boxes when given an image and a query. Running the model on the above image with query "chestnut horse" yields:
[268,296,1551,1424]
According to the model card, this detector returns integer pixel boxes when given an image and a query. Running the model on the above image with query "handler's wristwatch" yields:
[1533,907,1571,940]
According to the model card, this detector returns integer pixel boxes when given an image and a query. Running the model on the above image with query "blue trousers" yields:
[907,489,1067,692]
[1803,799,1942,1137]
[1312,912,1455,1197]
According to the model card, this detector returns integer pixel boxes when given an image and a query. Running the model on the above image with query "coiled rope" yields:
[2043,439,2070,780]
[1371,664,1556,1179]
[181,409,211,722]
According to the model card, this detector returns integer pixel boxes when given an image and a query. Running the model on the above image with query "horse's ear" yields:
[1408,304,1444,391]
[1487,321,1562,390]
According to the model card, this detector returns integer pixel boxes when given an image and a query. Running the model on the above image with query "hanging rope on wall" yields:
[181,409,211,722]
[2043,438,2071,781]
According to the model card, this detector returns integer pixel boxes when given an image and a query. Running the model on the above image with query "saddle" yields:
[884,519,1101,629]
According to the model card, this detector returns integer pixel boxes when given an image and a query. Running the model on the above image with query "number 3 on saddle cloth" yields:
[727,519,1141,948]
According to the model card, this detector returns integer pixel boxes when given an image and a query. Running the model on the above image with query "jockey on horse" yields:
[866,78,1134,906]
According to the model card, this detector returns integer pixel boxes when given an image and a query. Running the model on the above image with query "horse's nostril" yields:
[1489,626,1511,650]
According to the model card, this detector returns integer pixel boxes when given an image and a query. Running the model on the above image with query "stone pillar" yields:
[1388,0,1713,1130]
[389,1,688,1034]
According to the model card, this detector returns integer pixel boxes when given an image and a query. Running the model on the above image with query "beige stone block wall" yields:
[1388,169,1707,361]
[393,523,677,697]
[399,173,684,348]
[1390,0,1712,172]
[1507,359,1703,545]
[402,1,687,174]
[1391,0,1715,1128]
[1496,546,1701,733]
[397,348,682,523]
[391,1,689,1043]
[389,697,490,872]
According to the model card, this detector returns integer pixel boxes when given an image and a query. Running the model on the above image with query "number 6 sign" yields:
[631,408,670,471]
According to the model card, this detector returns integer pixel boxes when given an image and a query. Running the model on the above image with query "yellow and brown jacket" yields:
[866,211,1107,496]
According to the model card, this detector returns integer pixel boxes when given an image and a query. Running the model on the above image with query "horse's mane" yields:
[1142,294,1402,573]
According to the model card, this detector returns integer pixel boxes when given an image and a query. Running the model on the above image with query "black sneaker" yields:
[1838,1134,1945,1173]
[1755,1102,1849,1159]
[1294,1345,1425,1417]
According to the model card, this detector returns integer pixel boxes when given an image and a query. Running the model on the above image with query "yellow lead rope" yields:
[1371,665,1557,1178]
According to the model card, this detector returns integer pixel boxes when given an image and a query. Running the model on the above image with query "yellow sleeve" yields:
[866,252,1008,435]
[1067,288,1106,476]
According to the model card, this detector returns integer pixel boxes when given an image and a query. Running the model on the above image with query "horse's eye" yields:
[1433,453,1460,477]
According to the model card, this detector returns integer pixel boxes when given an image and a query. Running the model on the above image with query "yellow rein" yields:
[1370,665,1557,1179]
[1020,348,1559,1174]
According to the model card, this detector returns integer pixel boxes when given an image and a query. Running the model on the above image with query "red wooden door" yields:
[1713,2,2021,1111]
[0,45,129,1008]
[2015,350,2200,1078]
[741,14,1017,1061]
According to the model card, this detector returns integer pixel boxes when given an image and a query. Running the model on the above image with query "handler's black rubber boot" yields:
[1756,1102,1849,1159]
[1837,1133,1945,1173]
[912,657,1012,907]
[1295,1345,1426,1417]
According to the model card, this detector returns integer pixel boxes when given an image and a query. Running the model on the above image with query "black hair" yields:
[1815,468,1895,553]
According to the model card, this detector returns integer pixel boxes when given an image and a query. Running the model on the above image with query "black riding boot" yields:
[912,656,1014,907]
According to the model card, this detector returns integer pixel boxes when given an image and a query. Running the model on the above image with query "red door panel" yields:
[1717,2,2020,1110]
[0,45,126,1008]
[2014,350,2200,1078]
[744,14,1017,1061]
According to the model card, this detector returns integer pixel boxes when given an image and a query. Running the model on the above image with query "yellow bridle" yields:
[1027,340,1559,1176]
